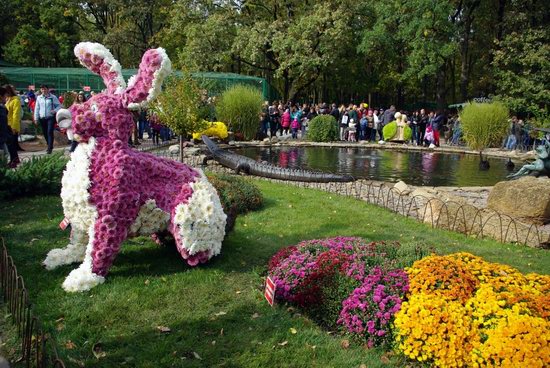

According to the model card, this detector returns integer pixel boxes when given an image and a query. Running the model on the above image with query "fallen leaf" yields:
[92,343,106,359]
[30,238,40,243]
[161,277,167,282]
[65,340,76,350]
[220,328,224,336]
[235,290,242,294]
[359,365,367,368]
[156,326,171,333]
[341,339,350,349]
[214,311,227,317]
[278,341,288,346]
[381,354,391,364]
[251,313,260,319]
[211,340,216,345]
[289,328,297,334]
[55,317,65,323]
[144,279,150,285]
[192,352,202,360]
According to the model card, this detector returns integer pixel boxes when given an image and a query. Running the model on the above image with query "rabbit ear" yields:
[74,42,126,94]
[124,48,171,110]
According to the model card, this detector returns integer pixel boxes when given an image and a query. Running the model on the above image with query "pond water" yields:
[232,146,516,187]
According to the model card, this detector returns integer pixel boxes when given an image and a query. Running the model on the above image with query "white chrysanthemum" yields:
[60,138,98,231]
[129,199,170,236]
[74,42,126,93]
[173,170,226,258]
[62,226,105,292]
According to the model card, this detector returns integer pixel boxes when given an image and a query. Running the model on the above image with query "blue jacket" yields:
[34,94,61,120]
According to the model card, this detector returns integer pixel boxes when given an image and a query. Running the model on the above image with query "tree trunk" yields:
[436,65,447,110]
[179,135,185,163]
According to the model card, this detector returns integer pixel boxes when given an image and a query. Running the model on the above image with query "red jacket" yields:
[281,111,291,128]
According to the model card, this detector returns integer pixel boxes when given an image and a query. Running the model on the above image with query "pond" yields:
[232,146,516,187]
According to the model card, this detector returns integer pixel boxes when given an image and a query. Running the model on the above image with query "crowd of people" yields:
[260,101,464,147]
[1,85,540,171]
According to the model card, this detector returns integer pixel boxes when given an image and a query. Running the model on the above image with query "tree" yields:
[162,0,359,101]
[491,0,549,125]
[150,72,206,161]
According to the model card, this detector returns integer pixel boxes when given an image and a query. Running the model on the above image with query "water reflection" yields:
[232,146,512,187]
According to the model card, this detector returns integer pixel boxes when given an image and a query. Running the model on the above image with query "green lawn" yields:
[0,180,548,367]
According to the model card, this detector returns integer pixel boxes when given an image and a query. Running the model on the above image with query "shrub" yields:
[382,121,397,140]
[62,92,76,108]
[0,153,68,199]
[216,85,263,140]
[307,115,339,142]
[460,101,510,151]
[206,173,263,215]
[382,121,412,141]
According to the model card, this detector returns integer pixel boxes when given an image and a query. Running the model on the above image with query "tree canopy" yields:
[1,0,547,119]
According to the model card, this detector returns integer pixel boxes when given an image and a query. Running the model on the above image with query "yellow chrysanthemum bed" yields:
[394,252,550,368]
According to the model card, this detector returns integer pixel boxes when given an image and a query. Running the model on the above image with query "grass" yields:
[0,179,548,367]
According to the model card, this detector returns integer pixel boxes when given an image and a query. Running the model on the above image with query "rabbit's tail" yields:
[171,171,227,266]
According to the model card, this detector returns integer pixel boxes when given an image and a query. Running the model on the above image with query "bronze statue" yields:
[508,141,550,178]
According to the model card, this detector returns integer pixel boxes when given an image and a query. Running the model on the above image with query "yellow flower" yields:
[192,121,229,140]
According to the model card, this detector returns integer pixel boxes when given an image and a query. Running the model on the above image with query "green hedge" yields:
[307,115,339,142]
[382,121,412,141]
[0,153,68,199]
[383,121,397,140]
[207,173,263,231]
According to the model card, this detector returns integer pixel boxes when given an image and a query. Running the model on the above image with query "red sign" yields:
[83,86,91,92]
[28,85,35,91]
[264,276,276,306]
[59,218,70,230]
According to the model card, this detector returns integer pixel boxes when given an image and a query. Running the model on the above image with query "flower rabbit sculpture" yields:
[43,42,226,292]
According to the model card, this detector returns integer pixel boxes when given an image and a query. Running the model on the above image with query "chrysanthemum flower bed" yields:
[268,238,550,367]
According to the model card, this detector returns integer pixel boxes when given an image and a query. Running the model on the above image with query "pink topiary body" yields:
[43,43,226,291]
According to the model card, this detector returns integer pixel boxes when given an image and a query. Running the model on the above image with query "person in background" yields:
[410,111,419,146]
[34,84,61,154]
[0,86,19,167]
[379,105,396,143]
[431,110,445,147]
[281,108,291,135]
[290,115,300,139]
[373,109,381,141]
[3,85,23,152]
[260,112,270,137]
[418,109,429,146]
[366,109,375,142]
[359,113,368,141]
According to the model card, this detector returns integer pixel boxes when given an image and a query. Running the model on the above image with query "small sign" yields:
[28,85,35,91]
[264,276,276,306]
[83,86,91,92]
[59,218,70,230]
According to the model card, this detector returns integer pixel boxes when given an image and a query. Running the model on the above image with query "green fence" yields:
[0,67,278,101]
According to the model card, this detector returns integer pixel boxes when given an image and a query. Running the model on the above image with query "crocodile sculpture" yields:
[508,141,550,179]
[202,136,355,182]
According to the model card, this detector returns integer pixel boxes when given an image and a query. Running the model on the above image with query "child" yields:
[347,119,356,142]
[291,117,300,139]
[424,124,435,148]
